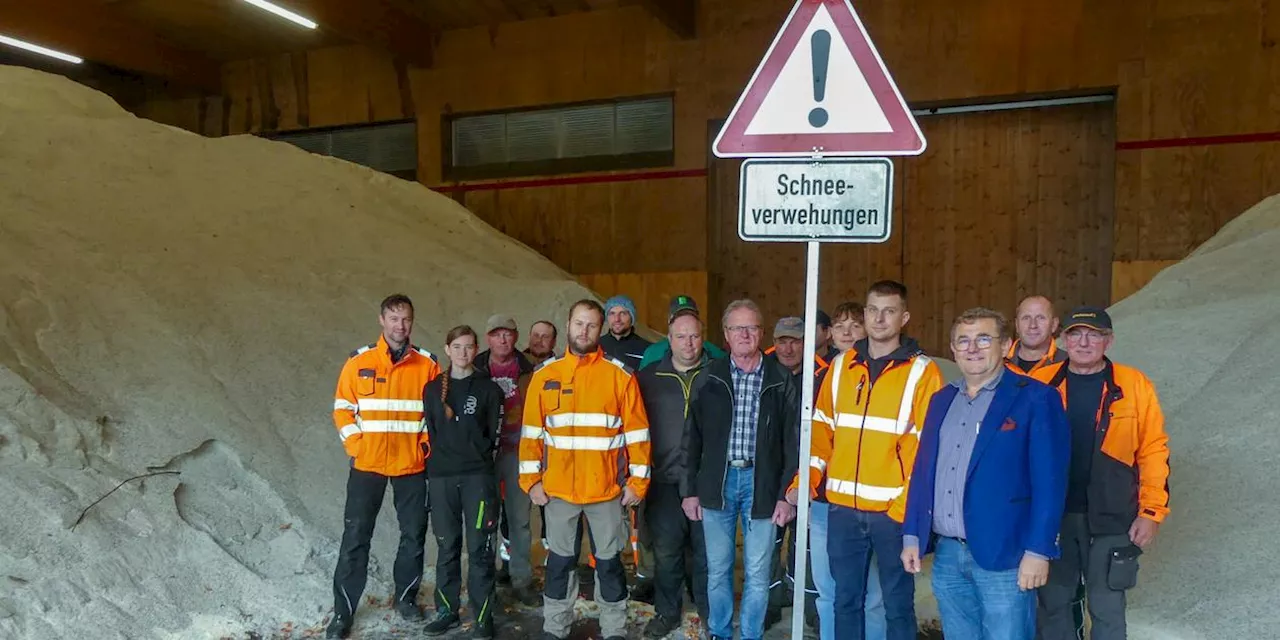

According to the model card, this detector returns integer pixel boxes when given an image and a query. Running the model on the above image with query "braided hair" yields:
[441,325,478,420]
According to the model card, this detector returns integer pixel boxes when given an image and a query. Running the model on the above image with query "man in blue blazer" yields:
[901,308,1070,640]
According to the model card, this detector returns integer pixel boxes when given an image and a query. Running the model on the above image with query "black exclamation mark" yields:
[809,29,831,128]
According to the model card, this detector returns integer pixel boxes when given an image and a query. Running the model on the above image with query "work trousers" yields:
[429,473,498,625]
[542,496,630,638]
[1037,514,1132,640]
[496,449,534,588]
[331,468,428,620]
[645,482,709,621]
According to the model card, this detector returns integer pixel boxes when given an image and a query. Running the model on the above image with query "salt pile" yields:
[0,66,596,639]
[1109,194,1280,640]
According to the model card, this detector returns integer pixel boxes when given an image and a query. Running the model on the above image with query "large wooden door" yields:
[707,101,1116,355]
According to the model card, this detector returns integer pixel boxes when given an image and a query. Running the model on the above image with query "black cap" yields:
[1062,306,1113,332]
[816,309,831,328]
[668,295,699,324]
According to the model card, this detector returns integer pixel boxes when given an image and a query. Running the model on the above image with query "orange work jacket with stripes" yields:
[1005,339,1066,375]
[333,335,440,477]
[518,347,652,504]
[1032,359,1171,531]
[792,340,944,522]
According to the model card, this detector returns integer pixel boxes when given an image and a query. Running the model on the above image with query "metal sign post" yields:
[715,1,927,638]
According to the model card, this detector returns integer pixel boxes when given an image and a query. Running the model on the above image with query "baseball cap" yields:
[1062,306,1113,333]
[773,317,804,340]
[816,309,832,329]
[668,295,700,324]
[485,314,518,334]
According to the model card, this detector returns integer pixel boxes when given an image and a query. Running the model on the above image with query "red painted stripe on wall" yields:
[1116,131,1280,151]
[431,168,708,193]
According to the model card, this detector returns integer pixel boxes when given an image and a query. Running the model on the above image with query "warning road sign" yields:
[738,158,892,243]
[713,0,925,158]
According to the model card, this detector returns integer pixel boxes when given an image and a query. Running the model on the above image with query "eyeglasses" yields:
[952,334,996,351]
[725,325,761,335]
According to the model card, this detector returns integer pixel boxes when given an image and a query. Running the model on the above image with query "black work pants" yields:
[1037,513,1132,640]
[332,468,428,620]
[430,473,499,624]
[645,482,709,621]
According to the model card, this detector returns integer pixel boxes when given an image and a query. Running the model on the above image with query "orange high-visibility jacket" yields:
[793,346,944,522]
[518,347,652,503]
[1033,360,1171,529]
[1005,339,1066,375]
[333,335,440,477]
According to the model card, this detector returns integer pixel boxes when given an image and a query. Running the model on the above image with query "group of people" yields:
[324,283,1171,640]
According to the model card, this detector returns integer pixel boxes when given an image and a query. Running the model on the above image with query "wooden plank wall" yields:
[133,0,1280,320]
[709,102,1116,356]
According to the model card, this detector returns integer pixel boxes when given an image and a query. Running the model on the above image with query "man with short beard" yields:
[519,300,652,640]
[600,295,651,369]
[524,320,558,364]
[327,294,440,639]
[1007,296,1065,375]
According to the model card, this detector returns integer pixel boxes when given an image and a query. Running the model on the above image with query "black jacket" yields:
[686,353,799,520]
[422,371,504,477]
[600,331,652,370]
[637,350,712,494]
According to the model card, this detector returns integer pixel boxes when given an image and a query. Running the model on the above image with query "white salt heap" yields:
[1109,194,1280,640]
[0,66,596,639]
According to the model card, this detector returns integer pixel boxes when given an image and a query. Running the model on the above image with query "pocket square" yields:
[1000,417,1017,431]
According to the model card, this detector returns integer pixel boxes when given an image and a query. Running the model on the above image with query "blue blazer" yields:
[903,371,1071,572]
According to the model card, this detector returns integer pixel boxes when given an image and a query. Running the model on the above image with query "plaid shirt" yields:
[728,355,765,462]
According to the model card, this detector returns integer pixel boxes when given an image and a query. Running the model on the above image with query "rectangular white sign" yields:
[738,157,893,243]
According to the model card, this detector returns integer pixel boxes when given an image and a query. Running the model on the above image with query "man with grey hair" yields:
[902,307,1070,640]
[686,299,799,640]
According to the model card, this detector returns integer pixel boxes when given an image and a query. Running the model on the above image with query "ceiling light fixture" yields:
[239,0,319,29]
[0,34,83,64]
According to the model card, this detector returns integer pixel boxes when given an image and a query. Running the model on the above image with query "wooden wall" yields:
[134,0,1280,333]
[709,102,1116,355]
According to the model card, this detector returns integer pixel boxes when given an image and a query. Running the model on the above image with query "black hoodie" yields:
[850,336,926,384]
[422,370,504,477]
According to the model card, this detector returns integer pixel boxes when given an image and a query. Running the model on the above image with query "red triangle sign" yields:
[714,0,925,158]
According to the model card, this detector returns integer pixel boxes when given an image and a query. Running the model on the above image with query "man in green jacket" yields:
[638,295,726,370]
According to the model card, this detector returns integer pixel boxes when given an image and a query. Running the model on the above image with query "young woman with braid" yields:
[421,326,504,638]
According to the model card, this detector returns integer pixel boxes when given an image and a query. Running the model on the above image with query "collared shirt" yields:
[931,367,1003,540]
[728,355,765,462]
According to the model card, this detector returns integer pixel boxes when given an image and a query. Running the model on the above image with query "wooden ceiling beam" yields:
[300,0,436,68]
[637,0,696,39]
[0,0,222,92]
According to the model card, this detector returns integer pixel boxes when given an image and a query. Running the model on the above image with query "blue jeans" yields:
[812,502,885,640]
[932,537,1035,640]
[702,467,776,639]
[828,507,916,640]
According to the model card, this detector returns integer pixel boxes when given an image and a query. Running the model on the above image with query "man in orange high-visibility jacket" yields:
[519,299,651,640]
[1006,295,1067,375]
[1033,307,1171,640]
[327,294,440,640]
[787,280,944,640]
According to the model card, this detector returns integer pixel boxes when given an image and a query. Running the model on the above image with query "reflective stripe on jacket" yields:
[518,347,651,503]
[795,341,943,522]
[333,335,440,477]
[1032,359,1171,532]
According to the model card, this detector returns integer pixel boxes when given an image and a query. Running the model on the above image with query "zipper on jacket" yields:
[851,363,904,512]
[711,373,734,505]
